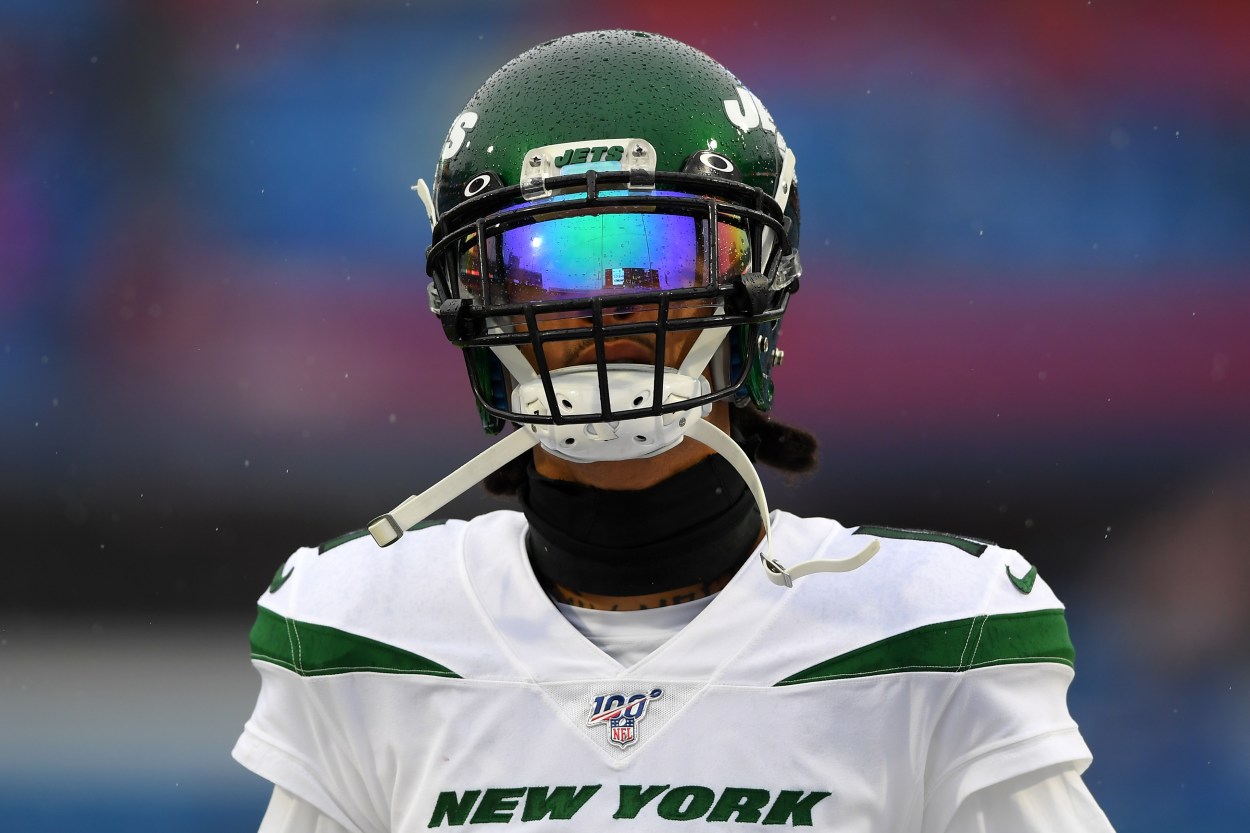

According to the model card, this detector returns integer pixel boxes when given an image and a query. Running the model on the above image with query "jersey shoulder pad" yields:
[248,514,496,680]
[764,521,1074,686]
[846,523,1065,617]
[257,516,470,617]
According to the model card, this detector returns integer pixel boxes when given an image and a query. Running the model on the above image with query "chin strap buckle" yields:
[759,540,880,587]
[760,554,795,588]
[367,429,540,548]
[367,513,404,548]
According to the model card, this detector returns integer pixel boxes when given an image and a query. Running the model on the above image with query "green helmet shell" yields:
[433,30,791,220]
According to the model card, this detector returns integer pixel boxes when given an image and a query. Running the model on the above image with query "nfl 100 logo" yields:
[587,688,664,748]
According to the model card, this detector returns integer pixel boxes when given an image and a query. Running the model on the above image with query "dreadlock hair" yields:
[732,403,819,475]
[482,405,818,496]
[482,448,530,496]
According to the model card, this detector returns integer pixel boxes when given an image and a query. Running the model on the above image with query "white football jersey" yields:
[234,510,1093,832]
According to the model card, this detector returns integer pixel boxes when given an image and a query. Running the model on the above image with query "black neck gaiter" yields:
[518,455,763,596]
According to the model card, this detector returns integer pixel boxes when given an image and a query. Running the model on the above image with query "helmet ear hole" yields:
[680,151,744,182]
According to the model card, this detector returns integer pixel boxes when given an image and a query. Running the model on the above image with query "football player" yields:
[236,30,1116,832]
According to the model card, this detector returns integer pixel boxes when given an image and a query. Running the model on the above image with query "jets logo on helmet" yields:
[723,86,778,133]
[440,111,477,160]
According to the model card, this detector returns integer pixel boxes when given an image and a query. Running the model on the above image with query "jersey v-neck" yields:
[553,594,718,666]
[460,510,793,681]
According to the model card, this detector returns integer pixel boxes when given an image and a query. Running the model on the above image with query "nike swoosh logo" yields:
[269,564,294,593]
[1006,564,1037,594]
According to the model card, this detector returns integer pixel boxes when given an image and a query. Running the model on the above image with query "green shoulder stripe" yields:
[776,609,1073,686]
[852,525,990,557]
[318,528,371,554]
[319,518,448,554]
[250,606,461,679]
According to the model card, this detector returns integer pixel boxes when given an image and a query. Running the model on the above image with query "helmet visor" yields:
[455,192,751,308]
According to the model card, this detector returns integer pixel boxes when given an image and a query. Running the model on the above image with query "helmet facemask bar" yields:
[478,299,748,428]
[427,171,792,429]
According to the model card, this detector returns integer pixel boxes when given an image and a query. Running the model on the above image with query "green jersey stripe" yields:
[317,528,372,554]
[318,518,448,554]
[852,525,989,557]
[250,606,461,679]
[775,609,1073,686]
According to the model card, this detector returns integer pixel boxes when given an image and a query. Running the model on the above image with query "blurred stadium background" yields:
[2,1,1248,830]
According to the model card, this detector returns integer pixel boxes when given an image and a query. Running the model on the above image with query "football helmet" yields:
[369,31,879,585]
[421,30,800,451]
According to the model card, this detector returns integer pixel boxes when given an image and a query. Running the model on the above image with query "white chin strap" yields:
[367,326,876,586]
[683,419,879,587]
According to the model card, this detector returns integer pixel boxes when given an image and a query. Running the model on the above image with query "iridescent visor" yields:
[460,192,751,307]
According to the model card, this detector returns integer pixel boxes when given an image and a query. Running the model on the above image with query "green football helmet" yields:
[416,30,801,453]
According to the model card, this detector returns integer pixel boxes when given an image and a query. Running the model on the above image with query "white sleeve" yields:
[259,786,358,833]
[234,655,389,833]
[935,764,1116,833]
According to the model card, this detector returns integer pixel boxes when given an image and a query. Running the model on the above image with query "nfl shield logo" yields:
[609,716,636,748]
[588,688,663,750]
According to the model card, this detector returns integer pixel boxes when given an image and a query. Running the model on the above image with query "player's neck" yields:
[519,452,762,600]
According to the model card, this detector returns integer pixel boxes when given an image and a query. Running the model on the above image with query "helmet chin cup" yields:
[511,364,712,462]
